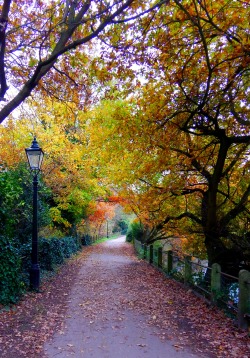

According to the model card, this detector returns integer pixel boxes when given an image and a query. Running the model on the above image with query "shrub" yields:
[126,220,144,243]
[82,234,92,246]
[112,219,128,235]
[39,236,81,271]
[0,164,51,243]
[0,235,81,304]
[0,236,24,304]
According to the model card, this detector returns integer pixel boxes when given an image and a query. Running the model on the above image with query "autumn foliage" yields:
[0,0,249,281]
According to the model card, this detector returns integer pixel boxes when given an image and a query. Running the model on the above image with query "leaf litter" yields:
[0,240,249,358]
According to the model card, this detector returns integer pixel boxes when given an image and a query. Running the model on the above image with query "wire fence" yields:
[189,260,211,297]
[220,272,239,313]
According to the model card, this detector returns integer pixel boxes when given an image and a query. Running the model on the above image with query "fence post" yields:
[184,255,192,284]
[136,240,141,257]
[141,242,144,256]
[143,245,147,260]
[158,247,163,269]
[149,245,153,264]
[238,270,250,330]
[165,250,173,274]
[211,263,221,302]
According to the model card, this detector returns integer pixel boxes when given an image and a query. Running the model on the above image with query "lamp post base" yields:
[30,264,40,291]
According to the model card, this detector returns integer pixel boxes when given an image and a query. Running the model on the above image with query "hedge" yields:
[39,236,82,271]
[0,235,82,304]
[0,236,23,304]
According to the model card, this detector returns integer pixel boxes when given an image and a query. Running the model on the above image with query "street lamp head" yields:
[25,137,44,173]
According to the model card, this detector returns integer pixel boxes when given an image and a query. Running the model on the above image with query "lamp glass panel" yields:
[27,151,43,170]
[38,151,44,169]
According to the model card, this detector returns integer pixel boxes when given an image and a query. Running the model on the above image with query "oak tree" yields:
[0,0,168,124]
[85,0,250,273]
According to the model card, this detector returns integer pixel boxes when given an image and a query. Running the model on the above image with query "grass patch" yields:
[92,233,122,245]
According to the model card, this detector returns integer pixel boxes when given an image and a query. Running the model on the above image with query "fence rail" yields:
[134,240,250,331]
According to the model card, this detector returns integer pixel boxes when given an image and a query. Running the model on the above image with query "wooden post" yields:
[184,255,192,284]
[143,245,147,260]
[149,245,153,264]
[141,241,144,257]
[238,270,250,330]
[158,247,163,268]
[138,242,143,258]
[165,250,173,274]
[211,263,221,303]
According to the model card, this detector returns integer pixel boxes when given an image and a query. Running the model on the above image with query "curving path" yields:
[43,237,213,358]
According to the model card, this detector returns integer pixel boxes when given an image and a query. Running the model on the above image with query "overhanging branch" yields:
[220,183,250,228]
[0,0,11,99]
[111,0,170,24]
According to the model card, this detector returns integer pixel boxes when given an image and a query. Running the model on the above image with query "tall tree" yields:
[0,0,168,124]
[85,0,250,273]
[0,97,107,233]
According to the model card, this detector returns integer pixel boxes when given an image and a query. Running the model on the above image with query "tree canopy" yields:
[0,0,249,274]
[0,0,168,123]
[82,0,250,273]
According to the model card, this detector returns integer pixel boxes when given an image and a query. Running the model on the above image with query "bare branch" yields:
[112,0,170,24]
[0,0,11,99]
[220,183,250,228]
[0,0,137,123]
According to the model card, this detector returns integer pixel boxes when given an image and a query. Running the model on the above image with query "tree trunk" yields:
[205,233,243,276]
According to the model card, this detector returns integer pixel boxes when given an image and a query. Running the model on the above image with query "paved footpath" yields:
[43,237,211,358]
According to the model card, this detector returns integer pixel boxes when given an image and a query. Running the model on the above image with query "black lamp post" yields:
[25,137,44,291]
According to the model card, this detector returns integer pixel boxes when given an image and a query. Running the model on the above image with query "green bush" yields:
[60,236,81,257]
[0,234,81,304]
[18,242,32,276]
[126,220,144,243]
[82,234,92,246]
[0,236,24,304]
[0,164,51,243]
[112,219,128,235]
[39,236,81,271]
